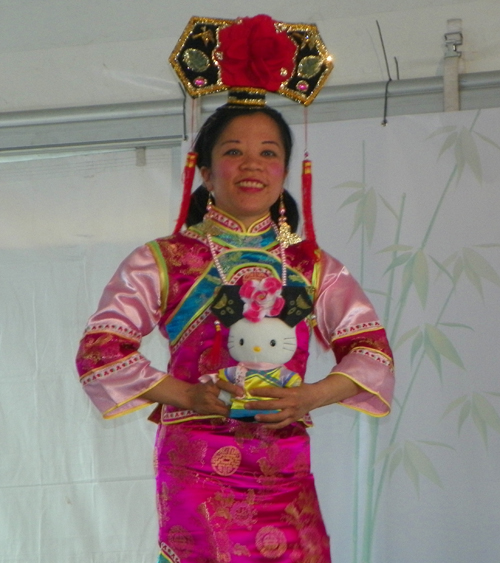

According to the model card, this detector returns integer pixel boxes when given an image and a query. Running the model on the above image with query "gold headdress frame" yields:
[169,16,334,106]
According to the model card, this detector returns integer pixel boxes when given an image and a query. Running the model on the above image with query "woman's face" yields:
[200,112,288,228]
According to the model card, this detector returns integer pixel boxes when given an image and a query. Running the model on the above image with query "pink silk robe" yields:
[76,210,394,563]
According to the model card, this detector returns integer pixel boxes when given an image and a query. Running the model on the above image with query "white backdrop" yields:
[1,107,500,563]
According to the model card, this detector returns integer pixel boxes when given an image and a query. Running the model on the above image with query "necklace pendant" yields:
[276,223,302,249]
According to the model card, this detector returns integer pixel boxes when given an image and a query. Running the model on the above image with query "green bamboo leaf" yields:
[333,181,366,189]
[438,131,459,158]
[363,188,377,244]
[452,256,464,284]
[472,393,500,434]
[349,198,364,241]
[425,324,465,369]
[430,256,454,282]
[365,289,388,298]
[442,395,468,419]
[442,251,459,269]
[413,250,429,307]
[394,326,420,350]
[458,128,483,183]
[438,322,474,331]
[383,252,413,275]
[473,131,500,152]
[338,189,365,210]
[464,261,484,298]
[379,194,399,219]
[404,441,443,488]
[375,443,400,464]
[403,447,420,493]
[424,332,442,377]
[410,330,423,363]
[471,402,489,446]
[458,400,471,434]
[417,440,455,451]
[462,248,500,288]
[427,125,457,139]
[389,448,403,480]
[378,244,413,254]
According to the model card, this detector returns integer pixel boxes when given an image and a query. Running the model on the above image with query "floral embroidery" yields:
[211,446,242,476]
[256,525,287,559]
[167,525,194,559]
[283,487,330,563]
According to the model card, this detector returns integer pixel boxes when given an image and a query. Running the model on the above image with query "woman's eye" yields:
[239,338,244,345]
[262,150,277,157]
[224,148,241,156]
[270,340,276,347]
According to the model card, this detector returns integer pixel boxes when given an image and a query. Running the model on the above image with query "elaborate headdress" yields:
[169,14,334,244]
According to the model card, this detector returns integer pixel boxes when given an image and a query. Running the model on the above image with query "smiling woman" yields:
[200,112,287,228]
[75,14,394,563]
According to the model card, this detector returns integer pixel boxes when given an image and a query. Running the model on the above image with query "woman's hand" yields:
[245,384,318,429]
[140,375,243,417]
[245,373,362,429]
[185,379,244,417]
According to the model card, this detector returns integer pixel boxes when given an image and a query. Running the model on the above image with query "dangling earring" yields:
[206,191,214,215]
[276,191,301,248]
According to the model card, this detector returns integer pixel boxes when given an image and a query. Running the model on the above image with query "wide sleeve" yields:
[314,250,395,416]
[75,244,168,419]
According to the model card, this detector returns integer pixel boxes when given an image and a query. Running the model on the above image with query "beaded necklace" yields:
[206,223,288,286]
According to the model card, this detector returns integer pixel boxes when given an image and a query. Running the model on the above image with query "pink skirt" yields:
[154,418,331,563]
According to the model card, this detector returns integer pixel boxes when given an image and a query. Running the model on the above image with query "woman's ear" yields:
[200,166,212,191]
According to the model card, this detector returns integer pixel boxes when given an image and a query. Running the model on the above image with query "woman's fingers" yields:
[246,385,314,428]
[187,382,229,416]
[216,378,245,398]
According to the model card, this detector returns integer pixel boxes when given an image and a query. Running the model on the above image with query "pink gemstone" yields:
[297,80,309,92]
[193,77,207,87]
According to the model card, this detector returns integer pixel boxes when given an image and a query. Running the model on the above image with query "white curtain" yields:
[1,107,500,563]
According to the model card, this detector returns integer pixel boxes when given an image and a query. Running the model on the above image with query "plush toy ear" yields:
[210,285,244,327]
[279,287,313,327]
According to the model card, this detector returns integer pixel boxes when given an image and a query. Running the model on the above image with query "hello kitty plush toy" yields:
[207,278,313,421]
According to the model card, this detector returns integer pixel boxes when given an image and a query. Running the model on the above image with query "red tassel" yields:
[173,151,198,233]
[302,158,317,245]
[206,320,223,371]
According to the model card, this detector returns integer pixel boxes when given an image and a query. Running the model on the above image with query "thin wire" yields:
[377,21,392,82]
[376,20,392,126]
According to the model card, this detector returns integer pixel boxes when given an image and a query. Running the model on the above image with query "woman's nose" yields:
[240,154,263,170]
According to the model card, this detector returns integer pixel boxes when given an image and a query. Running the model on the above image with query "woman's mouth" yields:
[237,180,265,189]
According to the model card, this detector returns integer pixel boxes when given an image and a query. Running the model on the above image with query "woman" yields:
[76,104,394,562]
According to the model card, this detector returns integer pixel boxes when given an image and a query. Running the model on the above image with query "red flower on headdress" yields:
[239,277,285,323]
[216,14,296,92]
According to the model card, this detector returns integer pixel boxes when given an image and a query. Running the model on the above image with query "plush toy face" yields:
[227,317,297,365]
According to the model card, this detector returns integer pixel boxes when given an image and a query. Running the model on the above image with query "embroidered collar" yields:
[204,207,274,235]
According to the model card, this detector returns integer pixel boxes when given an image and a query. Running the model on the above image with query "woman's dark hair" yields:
[186,105,298,229]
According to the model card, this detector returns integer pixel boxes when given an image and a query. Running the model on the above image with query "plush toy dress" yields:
[76,208,394,563]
